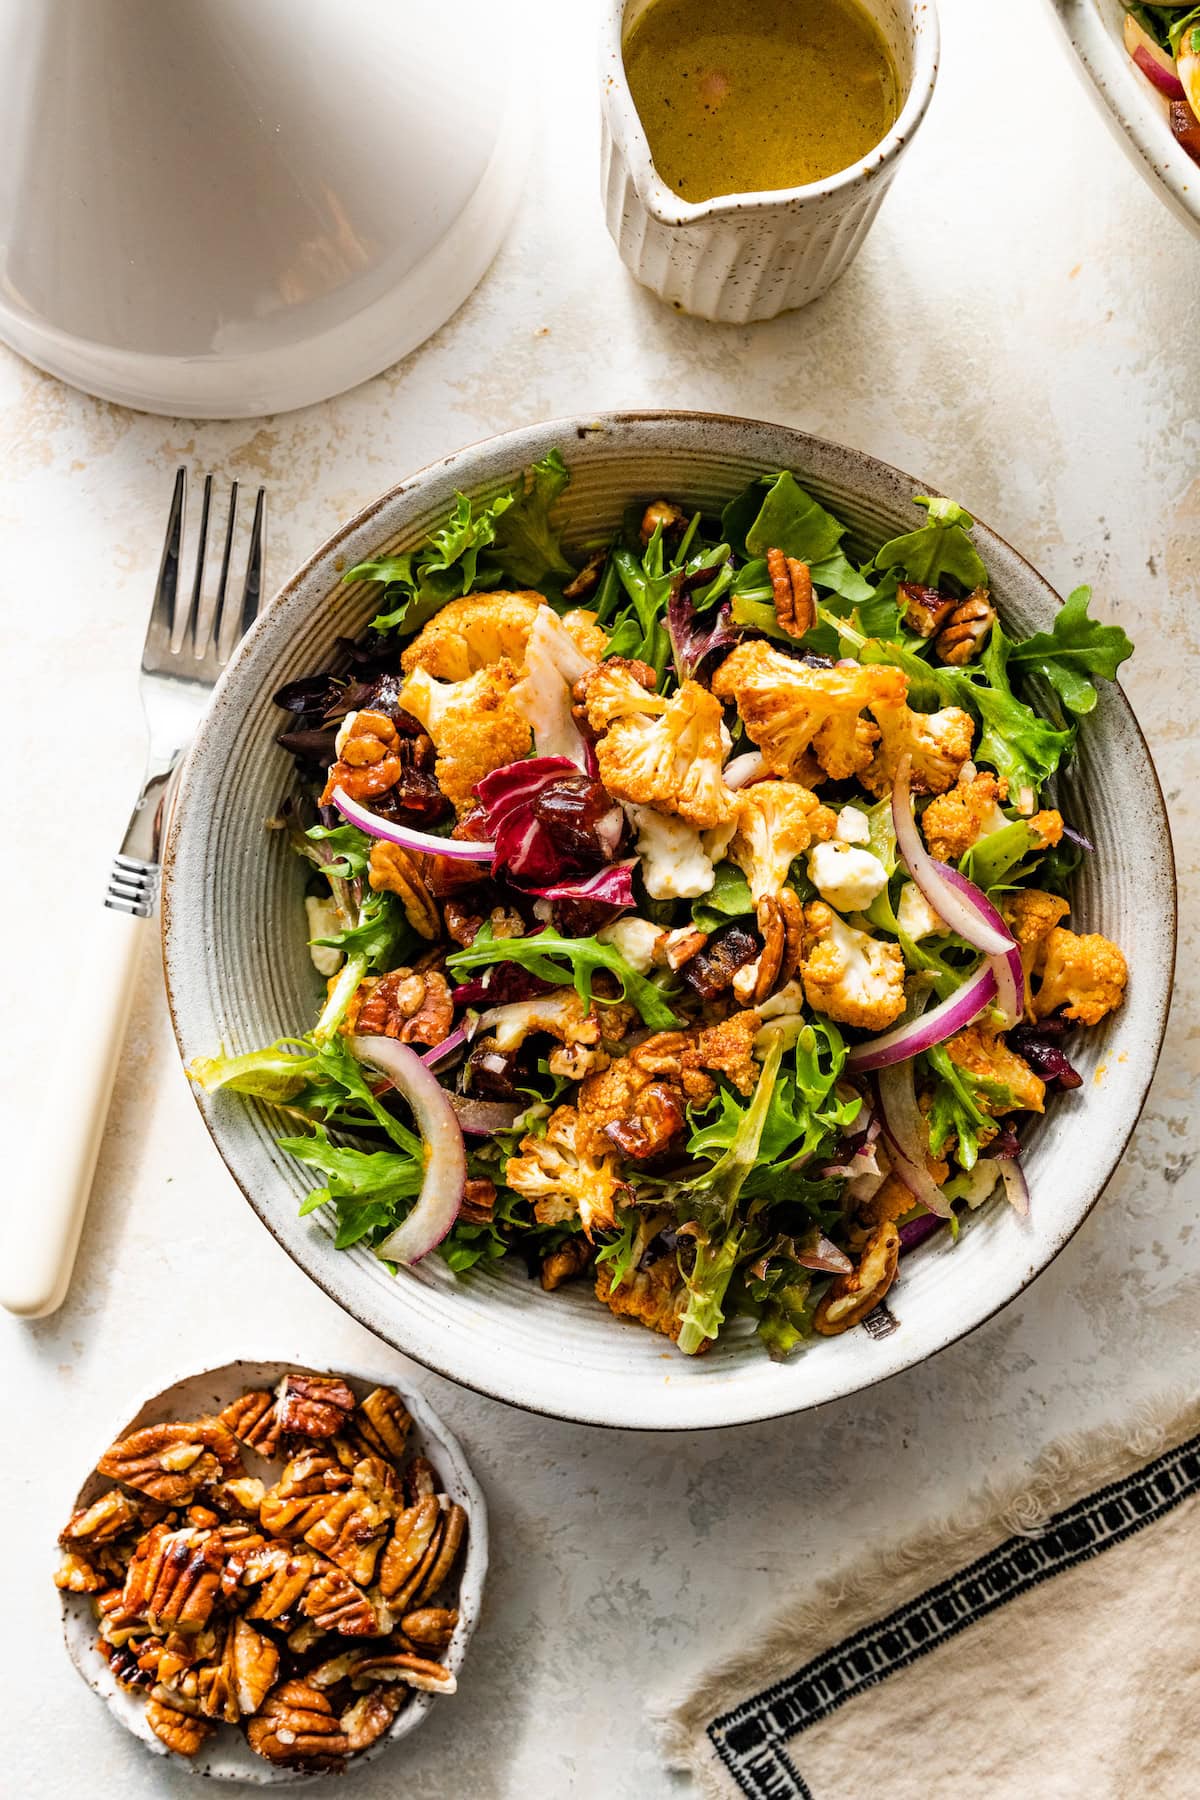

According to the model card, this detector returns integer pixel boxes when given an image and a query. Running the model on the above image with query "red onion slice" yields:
[891,757,1016,958]
[332,786,493,861]
[876,1062,953,1218]
[898,1211,946,1253]
[448,1094,525,1135]
[349,1035,466,1264]
[1124,14,1187,99]
[847,964,997,1073]
[420,1022,476,1071]
[794,1234,853,1275]
[998,1156,1030,1219]
[934,861,1024,1027]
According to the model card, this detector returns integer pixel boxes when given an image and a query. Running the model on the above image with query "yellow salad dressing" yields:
[624,0,900,201]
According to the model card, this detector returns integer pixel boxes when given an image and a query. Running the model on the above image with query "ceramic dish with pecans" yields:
[54,1360,487,1782]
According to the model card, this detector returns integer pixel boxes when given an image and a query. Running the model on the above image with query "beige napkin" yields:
[651,1398,1200,1800]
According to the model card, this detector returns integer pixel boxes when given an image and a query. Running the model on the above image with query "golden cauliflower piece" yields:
[477,990,614,1080]
[505,1105,625,1237]
[595,1253,691,1346]
[921,770,1009,861]
[399,660,532,814]
[800,901,906,1031]
[586,665,733,830]
[861,694,976,797]
[726,780,836,903]
[1033,928,1128,1026]
[945,1022,1046,1115]
[400,590,545,680]
[560,607,609,662]
[1004,887,1070,1010]
[712,641,906,783]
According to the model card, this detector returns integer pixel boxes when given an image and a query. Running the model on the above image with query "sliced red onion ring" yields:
[891,757,1015,957]
[1061,822,1094,852]
[349,1035,466,1263]
[332,786,493,861]
[935,862,1023,1028]
[876,1062,953,1218]
[898,1211,946,1253]
[1123,14,1187,98]
[420,1020,477,1071]
[847,965,997,1073]
[998,1156,1030,1219]
[448,1094,525,1135]
[794,1235,853,1275]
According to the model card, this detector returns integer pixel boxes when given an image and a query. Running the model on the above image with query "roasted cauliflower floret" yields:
[800,902,906,1031]
[399,590,546,680]
[477,990,616,1079]
[920,770,1009,861]
[944,1022,1046,1114]
[585,665,733,830]
[1005,889,1070,968]
[1033,928,1128,1026]
[712,641,906,783]
[595,1253,691,1345]
[510,603,598,763]
[560,607,609,662]
[726,780,836,903]
[505,1105,624,1237]
[861,694,976,798]
[399,660,532,814]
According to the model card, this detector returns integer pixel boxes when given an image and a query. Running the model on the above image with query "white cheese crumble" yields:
[333,710,359,757]
[598,916,665,973]
[896,881,948,941]
[807,841,888,912]
[626,804,715,900]
[835,804,871,845]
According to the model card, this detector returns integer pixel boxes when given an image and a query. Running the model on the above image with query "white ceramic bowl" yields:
[600,0,940,321]
[1044,0,1200,240]
[163,413,1175,1432]
[59,1357,487,1782]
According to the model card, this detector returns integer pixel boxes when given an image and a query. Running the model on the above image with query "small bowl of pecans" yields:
[53,1358,487,1781]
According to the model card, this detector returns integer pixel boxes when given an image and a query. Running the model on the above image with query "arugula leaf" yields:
[188,1038,316,1104]
[445,922,682,1029]
[303,822,373,880]
[312,888,418,974]
[971,625,1076,794]
[691,861,754,932]
[486,449,575,591]
[872,496,988,594]
[605,524,678,684]
[1005,586,1132,717]
[923,1043,1014,1172]
[283,1124,424,1248]
[725,471,847,565]
[687,1020,859,1173]
[594,1211,641,1293]
[959,820,1041,893]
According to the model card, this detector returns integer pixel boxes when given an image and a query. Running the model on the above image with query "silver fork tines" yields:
[105,469,266,917]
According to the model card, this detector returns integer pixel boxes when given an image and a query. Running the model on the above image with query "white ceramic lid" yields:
[0,0,527,416]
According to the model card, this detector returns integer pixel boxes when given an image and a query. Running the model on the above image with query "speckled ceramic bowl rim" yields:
[602,0,941,227]
[58,1354,488,1780]
[162,411,1176,1432]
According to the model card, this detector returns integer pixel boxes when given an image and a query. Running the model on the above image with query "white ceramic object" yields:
[1044,0,1200,240]
[58,1357,488,1782]
[162,412,1175,1433]
[0,0,528,417]
[599,0,940,322]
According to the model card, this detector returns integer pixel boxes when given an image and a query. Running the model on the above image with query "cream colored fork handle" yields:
[0,906,147,1317]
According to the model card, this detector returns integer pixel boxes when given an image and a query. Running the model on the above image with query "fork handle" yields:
[0,904,148,1317]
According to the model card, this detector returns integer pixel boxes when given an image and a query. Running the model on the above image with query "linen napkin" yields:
[652,1397,1200,1799]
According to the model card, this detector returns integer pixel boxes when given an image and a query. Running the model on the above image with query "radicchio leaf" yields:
[667,587,742,682]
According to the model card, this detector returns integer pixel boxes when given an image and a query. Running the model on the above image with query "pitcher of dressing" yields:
[600,0,939,323]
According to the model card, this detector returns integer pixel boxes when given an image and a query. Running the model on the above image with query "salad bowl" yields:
[163,413,1175,1431]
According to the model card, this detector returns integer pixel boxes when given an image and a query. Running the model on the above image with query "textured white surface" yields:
[1,0,1197,1795]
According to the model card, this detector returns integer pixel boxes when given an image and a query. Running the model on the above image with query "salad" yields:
[1122,5,1200,162]
[191,452,1131,1359]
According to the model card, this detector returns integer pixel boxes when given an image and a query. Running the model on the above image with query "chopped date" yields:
[466,1040,522,1098]
[532,776,625,864]
[367,769,451,825]
[602,1083,686,1160]
[682,921,761,999]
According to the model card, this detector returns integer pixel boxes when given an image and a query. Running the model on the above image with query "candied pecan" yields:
[734,897,787,1005]
[562,548,607,602]
[778,888,805,987]
[345,1652,456,1696]
[243,1544,316,1622]
[640,499,686,548]
[301,1561,379,1636]
[276,1373,357,1440]
[96,1418,242,1504]
[813,1221,901,1335]
[540,1236,593,1292]
[340,1686,403,1753]
[405,1457,438,1503]
[247,1681,350,1767]
[219,1390,280,1457]
[663,925,707,971]
[355,1388,412,1463]
[401,1607,458,1649]
[54,1549,107,1593]
[682,921,761,999]
[460,1178,496,1225]
[320,708,404,807]
[218,1617,279,1722]
[366,841,440,940]
[261,1452,350,1536]
[415,1503,466,1603]
[354,966,453,1046]
[899,580,956,637]
[602,1081,686,1160]
[141,1529,226,1634]
[767,546,815,638]
[377,1497,440,1600]
[59,1487,150,1548]
[303,1488,393,1587]
[936,587,996,665]
[204,1476,266,1519]
[145,1696,213,1758]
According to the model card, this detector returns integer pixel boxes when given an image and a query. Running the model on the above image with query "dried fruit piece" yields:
[246,1681,350,1768]
[275,1374,357,1440]
[145,1696,213,1758]
[97,1419,243,1504]
[219,1390,280,1457]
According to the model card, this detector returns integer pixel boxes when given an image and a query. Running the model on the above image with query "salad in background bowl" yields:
[163,414,1174,1430]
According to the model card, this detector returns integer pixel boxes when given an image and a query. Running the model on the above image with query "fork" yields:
[0,471,266,1318]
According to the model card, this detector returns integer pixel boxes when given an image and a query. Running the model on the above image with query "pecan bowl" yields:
[55,1358,488,1784]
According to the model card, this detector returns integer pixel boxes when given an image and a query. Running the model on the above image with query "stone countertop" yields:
[3,0,1197,1795]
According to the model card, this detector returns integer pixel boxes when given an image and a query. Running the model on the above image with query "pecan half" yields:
[377,1497,440,1601]
[813,1221,901,1335]
[936,587,996,665]
[540,1236,592,1292]
[219,1390,280,1457]
[415,1503,466,1603]
[197,1616,280,1723]
[242,1543,316,1623]
[275,1374,357,1440]
[346,1652,457,1696]
[247,1681,350,1767]
[340,1686,403,1753]
[767,546,814,638]
[303,1487,393,1588]
[899,580,956,638]
[355,1388,412,1463]
[301,1562,380,1636]
[59,1487,151,1548]
[640,499,686,547]
[405,1457,438,1503]
[96,1418,243,1504]
[137,1529,226,1634]
[354,966,453,1045]
[367,841,440,940]
[54,1549,107,1593]
[460,1178,496,1226]
[145,1696,213,1758]
[602,1082,686,1160]
[401,1606,458,1649]
[320,709,404,807]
